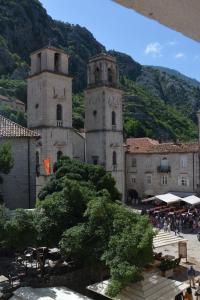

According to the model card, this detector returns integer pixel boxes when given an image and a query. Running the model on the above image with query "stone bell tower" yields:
[27,46,73,193]
[85,53,125,199]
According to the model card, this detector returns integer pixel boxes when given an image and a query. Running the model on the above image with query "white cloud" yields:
[144,42,162,57]
[174,52,185,59]
[167,41,178,46]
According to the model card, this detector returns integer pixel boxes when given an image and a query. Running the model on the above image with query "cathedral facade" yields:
[27,46,125,199]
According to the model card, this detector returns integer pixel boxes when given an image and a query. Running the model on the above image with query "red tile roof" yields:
[0,115,39,138]
[126,137,199,154]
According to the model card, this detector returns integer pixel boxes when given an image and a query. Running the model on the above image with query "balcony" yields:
[157,165,171,173]
[57,120,63,127]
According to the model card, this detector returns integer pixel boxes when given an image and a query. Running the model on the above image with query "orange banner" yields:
[43,158,51,175]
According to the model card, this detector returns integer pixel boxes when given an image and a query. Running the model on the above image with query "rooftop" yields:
[89,52,116,63]
[126,137,199,154]
[0,115,39,138]
[31,45,68,56]
[0,94,25,106]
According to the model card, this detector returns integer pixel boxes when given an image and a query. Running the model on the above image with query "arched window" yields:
[112,111,116,126]
[94,67,100,83]
[57,151,63,161]
[113,151,117,165]
[36,151,40,177]
[37,53,41,73]
[54,53,61,72]
[56,104,62,126]
[108,68,113,83]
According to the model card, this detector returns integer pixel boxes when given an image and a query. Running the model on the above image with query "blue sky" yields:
[40,0,200,81]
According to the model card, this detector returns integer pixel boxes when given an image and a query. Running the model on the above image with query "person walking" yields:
[187,266,196,288]
[195,278,200,300]
[184,287,193,300]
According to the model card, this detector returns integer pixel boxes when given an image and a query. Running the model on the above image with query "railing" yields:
[157,166,171,173]
[57,120,63,127]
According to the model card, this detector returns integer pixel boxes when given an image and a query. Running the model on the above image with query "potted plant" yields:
[159,258,180,278]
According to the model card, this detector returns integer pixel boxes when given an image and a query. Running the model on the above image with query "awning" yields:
[113,0,200,43]
[155,193,181,204]
[142,193,181,204]
[87,272,189,300]
[181,195,200,206]
[153,230,187,248]
[10,287,92,300]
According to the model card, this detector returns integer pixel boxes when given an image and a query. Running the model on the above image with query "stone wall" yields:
[126,152,199,199]
[0,137,36,209]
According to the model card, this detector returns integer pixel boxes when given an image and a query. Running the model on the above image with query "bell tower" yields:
[27,46,73,193]
[85,53,125,199]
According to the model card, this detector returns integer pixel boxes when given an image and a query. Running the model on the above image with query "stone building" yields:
[0,94,25,112]
[126,138,199,200]
[0,115,39,209]
[27,46,84,193]
[85,53,124,196]
[27,46,124,198]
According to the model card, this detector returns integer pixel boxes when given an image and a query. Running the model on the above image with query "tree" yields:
[0,142,14,175]
[0,142,14,202]
[60,194,155,297]
[4,209,37,251]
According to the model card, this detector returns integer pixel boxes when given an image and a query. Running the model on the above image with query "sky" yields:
[40,0,200,81]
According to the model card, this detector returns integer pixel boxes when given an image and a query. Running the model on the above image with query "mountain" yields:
[150,66,200,88]
[0,0,199,141]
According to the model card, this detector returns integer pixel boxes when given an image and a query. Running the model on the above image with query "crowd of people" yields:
[146,207,200,235]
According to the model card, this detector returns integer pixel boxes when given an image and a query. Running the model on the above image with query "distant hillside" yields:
[150,66,200,88]
[0,0,199,141]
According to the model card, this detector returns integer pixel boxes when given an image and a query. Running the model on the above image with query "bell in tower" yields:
[87,53,119,88]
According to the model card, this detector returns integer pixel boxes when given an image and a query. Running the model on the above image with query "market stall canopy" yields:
[181,195,200,206]
[153,230,187,248]
[87,272,189,300]
[10,287,92,300]
[142,193,181,204]
[113,0,200,43]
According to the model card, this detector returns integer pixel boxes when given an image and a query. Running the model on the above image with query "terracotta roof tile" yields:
[0,115,39,138]
[126,137,198,154]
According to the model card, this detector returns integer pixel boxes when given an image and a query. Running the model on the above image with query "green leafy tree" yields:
[4,209,37,251]
[0,142,14,175]
[60,194,155,297]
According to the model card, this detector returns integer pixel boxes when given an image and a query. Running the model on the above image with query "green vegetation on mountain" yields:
[0,0,199,141]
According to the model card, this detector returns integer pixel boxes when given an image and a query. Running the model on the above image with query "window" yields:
[56,104,63,126]
[180,155,187,169]
[146,174,152,185]
[108,68,113,83]
[93,110,97,117]
[57,151,63,161]
[37,53,41,73]
[54,53,61,72]
[94,67,100,83]
[92,156,99,165]
[36,151,40,177]
[131,175,136,184]
[112,111,116,127]
[161,157,169,168]
[178,176,189,186]
[131,158,137,168]
[113,151,117,165]
[161,175,168,185]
